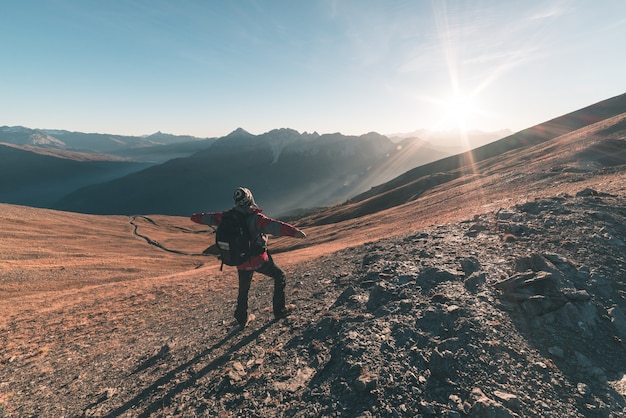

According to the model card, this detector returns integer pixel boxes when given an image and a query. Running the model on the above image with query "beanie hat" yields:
[233,187,256,208]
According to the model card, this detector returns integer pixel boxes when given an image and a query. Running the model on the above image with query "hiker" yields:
[190,187,306,328]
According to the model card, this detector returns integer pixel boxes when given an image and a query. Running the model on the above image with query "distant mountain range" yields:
[9,101,622,218]
[52,129,454,216]
[1,123,509,216]
[0,126,216,162]
[388,129,513,154]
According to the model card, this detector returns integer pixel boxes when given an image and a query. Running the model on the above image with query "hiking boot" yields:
[239,314,255,330]
[274,304,295,320]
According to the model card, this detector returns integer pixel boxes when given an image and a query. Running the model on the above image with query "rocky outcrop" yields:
[157,189,625,417]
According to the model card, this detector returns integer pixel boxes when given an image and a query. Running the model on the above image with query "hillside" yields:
[0,144,150,208]
[1,94,626,417]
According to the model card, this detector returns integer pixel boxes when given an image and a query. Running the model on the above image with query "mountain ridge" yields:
[0,125,215,163]
[3,93,625,219]
[52,130,452,216]
[1,125,500,214]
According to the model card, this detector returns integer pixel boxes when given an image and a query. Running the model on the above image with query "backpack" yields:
[215,209,252,269]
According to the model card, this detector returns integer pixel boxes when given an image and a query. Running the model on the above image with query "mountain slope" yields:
[302,93,626,225]
[0,144,150,207]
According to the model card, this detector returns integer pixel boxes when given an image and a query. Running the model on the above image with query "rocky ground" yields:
[3,187,625,417]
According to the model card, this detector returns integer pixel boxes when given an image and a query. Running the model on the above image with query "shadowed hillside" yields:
[0,144,150,208]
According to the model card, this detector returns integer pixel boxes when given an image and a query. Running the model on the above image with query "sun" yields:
[440,94,476,130]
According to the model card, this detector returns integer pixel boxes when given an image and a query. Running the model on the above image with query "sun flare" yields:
[441,95,476,130]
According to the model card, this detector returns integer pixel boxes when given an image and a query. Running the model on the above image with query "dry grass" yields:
[2,124,624,325]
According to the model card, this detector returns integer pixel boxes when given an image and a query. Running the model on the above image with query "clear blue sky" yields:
[2,0,625,138]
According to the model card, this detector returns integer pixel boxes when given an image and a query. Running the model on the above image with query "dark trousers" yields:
[235,255,286,325]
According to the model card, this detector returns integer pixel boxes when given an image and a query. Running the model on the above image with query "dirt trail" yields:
[130,215,210,256]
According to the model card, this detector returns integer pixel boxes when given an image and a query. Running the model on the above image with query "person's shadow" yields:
[100,322,272,417]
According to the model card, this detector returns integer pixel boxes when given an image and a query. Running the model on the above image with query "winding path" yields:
[130,215,212,256]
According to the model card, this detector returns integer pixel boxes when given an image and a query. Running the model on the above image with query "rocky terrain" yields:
[2,187,625,417]
[2,97,626,417]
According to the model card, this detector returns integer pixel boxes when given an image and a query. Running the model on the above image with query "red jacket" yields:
[191,206,301,270]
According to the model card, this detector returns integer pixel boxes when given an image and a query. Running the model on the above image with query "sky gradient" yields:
[2,0,625,138]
